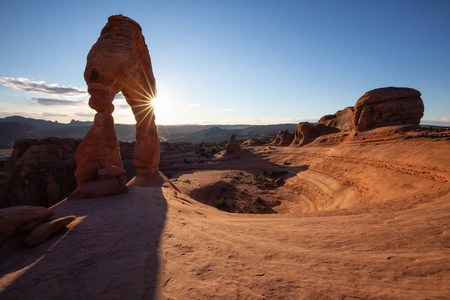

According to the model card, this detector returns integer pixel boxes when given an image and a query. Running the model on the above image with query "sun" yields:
[151,87,174,125]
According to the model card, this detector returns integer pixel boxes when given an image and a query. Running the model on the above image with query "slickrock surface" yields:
[0,131,449,299]
[353,87,424,131]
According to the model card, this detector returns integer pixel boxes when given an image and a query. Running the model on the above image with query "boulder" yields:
[353,87,424,131]
[270,130,294,146]
[0,206,53,253]
[226,135,241,153]
[24,215,76,247]
[290,122,339,146]
[318,107,355,131]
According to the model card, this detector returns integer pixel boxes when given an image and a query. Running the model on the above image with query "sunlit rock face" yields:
[353,87,424,131]
[270,130,294,146]
[290,122,339,146]
[319,107,355,131]
[71,15,160,199]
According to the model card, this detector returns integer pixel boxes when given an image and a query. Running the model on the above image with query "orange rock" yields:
[353,87,424,131]
[72,15,161,198]
[97,166,126,180]
[24,215,76,247]
[0,206,53,253]
[270,130,294,146]
[290,122,339,146]
[319,107,355,131]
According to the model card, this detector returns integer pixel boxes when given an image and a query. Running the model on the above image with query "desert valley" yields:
[1,13,449,300]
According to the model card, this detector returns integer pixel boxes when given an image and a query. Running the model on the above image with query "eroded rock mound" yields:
[226,134,241,153]
[0,138,79,208]
[71,15,160,198]
[270,130,294,146]
[353,87,424,131]
[290,122,339,146]
[319,107,355,131]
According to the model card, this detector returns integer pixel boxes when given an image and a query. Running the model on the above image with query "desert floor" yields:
[0,128,449,299]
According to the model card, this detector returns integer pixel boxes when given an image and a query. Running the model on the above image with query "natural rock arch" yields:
[70,15,160,199]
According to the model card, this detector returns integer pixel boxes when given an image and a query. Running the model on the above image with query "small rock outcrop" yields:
[0,138,79,208]
[353,87,424,131]
[270,130,294,146]
[318,107,355,131]
[0,206,53,254]
[24,215,76,247]
[290,122,339,146]
[226,135,241,153]
[71,15,160,198]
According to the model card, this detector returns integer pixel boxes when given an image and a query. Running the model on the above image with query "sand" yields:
[0,128,449,299]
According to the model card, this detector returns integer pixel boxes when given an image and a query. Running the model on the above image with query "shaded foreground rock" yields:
[0,138,79,208]
[0,206,53,254]
[72,15,159,198]
[24,215,76,247]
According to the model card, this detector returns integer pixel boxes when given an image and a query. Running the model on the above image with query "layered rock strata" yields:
[71,15,159,198]
[0,138,79,208]
[353,87,424,131]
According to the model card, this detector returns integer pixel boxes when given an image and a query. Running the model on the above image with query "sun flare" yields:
[151,88,174,125]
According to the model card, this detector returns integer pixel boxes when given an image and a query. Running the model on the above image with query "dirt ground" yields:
[1,127,449,299]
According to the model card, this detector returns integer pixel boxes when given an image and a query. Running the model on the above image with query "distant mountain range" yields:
[0,116,298,149]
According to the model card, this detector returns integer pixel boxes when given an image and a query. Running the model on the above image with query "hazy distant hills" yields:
[0,116,298,148]
[0,122,43,148]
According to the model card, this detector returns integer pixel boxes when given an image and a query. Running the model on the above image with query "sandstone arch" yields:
[69,15,160,199]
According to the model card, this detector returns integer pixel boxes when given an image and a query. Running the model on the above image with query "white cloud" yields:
[0,77,87,96]
[32,97,86,106]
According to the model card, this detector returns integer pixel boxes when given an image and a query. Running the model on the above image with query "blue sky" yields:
[0,0,449,125]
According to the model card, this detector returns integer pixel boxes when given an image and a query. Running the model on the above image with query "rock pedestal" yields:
[70,15,160,199]
[226,135,241,153]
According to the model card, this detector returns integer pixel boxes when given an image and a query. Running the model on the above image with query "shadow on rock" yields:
[0,185,167,300]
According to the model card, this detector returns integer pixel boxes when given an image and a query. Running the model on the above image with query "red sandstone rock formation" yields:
[0,206,53,254]
[0,138,79,208]
[319,107,355,131]
[353,87,424,131]
[71,15,160,198]
[226,135,241,153]
[270,130,294,146]
[25,215,76,247]
[290,122,339,146]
